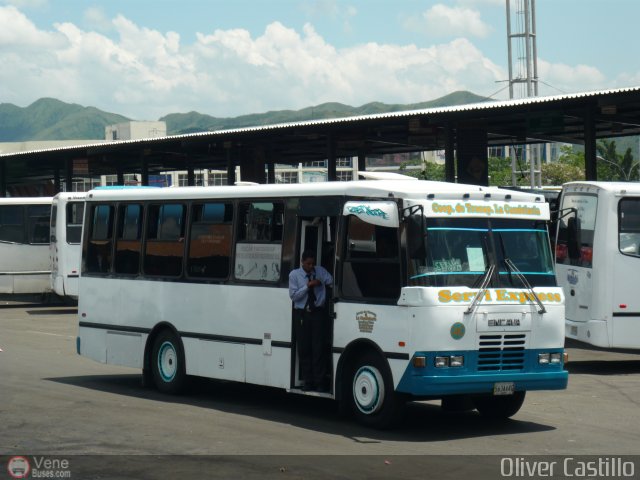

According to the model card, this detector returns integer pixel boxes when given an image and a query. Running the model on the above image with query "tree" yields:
[596,139,638,181]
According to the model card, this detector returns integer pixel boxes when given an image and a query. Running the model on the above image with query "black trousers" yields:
[294,308,327,387]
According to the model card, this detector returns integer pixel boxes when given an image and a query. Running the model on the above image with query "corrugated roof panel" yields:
[2,85,640,158]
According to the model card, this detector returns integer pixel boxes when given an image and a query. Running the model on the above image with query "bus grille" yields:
[477,334,526,371]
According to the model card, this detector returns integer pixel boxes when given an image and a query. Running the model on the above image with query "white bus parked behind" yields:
[556,181,640,349]
[0,197,52,295]
[50,192,86,299]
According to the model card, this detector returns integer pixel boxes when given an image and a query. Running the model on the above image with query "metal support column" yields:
[226,143,236,185]
[0,161,6,197]
[187,163,195,186]
[584,107,597,181]
[327,133,337,181]
[445,124,456,183]
[65,158,73,192]
[54,167,61,194]
[140,154,149,186]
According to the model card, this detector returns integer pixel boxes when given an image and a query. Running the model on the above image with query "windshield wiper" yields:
[465,263,495,315]
[504,258,547,314]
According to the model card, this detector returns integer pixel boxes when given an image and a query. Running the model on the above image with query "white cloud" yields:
[0,7,624,120]
[536,59,607,95]
[0,5,64,48]
[83,6,112,33]
[421,4,492,38]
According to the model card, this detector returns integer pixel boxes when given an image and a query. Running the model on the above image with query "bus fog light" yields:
[449,355,464,367]
[550,353,562,364]
[435,356,449,368]
[538,353,550,364]
[413,356,426,368]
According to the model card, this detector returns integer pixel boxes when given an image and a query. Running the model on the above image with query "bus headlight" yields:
[449,355,464,367]
[538,352,563,365]
[435,356,449,368]
[435,355,464,368]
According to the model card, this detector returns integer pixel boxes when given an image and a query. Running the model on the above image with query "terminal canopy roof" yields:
[2,86,640,191]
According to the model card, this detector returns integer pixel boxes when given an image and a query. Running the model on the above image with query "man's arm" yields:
[289,270,309,302]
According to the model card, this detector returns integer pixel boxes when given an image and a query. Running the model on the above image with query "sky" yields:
[1,0,639,121]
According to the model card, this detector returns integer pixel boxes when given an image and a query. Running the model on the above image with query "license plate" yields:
[493,382,515,396]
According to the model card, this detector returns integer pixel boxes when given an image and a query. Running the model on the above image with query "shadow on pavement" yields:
[47,373,555,442]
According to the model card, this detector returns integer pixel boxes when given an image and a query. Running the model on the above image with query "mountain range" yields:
[0,91,488,142]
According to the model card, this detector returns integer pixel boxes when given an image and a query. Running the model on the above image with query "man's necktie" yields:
[306,274,316,311]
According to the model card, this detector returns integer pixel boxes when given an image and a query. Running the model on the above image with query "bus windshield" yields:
[409,218,555,288]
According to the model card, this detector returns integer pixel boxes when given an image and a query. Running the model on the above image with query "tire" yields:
[151,330,187,394]
[344,352,403,429]
[473,391,526,419]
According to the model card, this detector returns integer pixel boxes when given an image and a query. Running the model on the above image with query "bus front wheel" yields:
[473,391,526,419]
[345,352,402,429]
[151,330,187,394]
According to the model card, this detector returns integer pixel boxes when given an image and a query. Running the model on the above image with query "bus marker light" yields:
[413,356,426,368]
[398,341,406,347]
[619,304,627,309]
[563,352,569,363]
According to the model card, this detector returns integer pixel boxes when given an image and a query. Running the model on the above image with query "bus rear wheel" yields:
[345,352,402,429]
[473,391,526,419]
[151,330,187,394]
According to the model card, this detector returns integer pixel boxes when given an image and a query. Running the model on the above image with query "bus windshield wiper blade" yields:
[466,263,495,315]
[504,258,547,314]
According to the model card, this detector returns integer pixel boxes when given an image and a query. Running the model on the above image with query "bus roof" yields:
[0,197,53,205]
[85,180,547,204]
[52,192,88,201]
[562,181,640,195]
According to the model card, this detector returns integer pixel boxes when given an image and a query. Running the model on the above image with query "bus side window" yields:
[27,205,51,245]
[235,201,283,282]
[0,205,26,244]
[86,204,114,274]
[114,204,143,275]
[144,204,185,277]
[619,198,640,257]
[341,216,401,301]
[187,203,233,279]
[66,202,85,244]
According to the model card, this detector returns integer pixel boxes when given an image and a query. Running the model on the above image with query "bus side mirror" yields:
[406,214,426,258]
[567,216,581,260]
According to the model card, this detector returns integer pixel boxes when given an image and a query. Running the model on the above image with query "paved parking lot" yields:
[1,304,639,478]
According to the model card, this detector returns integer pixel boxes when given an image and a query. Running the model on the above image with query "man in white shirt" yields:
[288,250,333,392]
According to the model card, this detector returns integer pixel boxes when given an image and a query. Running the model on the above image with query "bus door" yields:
[292,217,333,390]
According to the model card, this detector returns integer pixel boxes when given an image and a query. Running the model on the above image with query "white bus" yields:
[0,197,52,295]
[556,181,640,349]
[77,180,567,427]
[50,192,86,299]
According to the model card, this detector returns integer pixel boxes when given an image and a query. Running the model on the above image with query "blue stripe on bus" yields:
[426,228,546,233]
[395,349,568,396]
[410,271,554,279]
[493,229,547,233]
